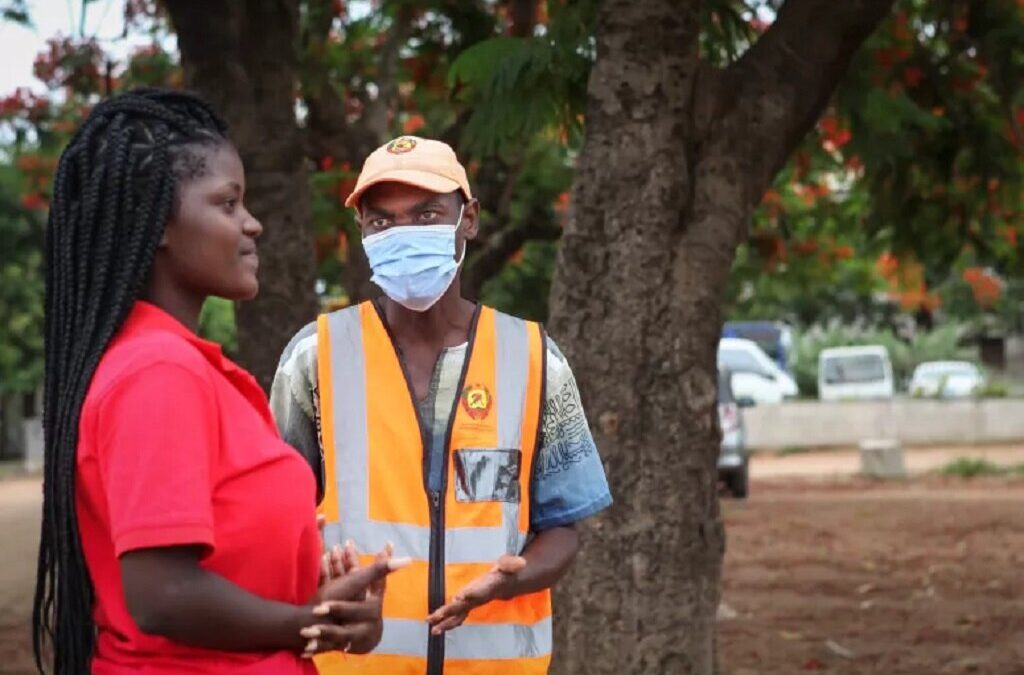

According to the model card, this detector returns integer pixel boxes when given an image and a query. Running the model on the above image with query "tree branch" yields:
[361,1,416,142]
[719,0,894,201]
[463,205,561,300]
[507,0,538,38]
[301,0,378,164]
[298,0,386,302]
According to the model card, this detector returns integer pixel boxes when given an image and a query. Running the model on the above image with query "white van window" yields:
[823,355,885,384]
[720,349,767,376]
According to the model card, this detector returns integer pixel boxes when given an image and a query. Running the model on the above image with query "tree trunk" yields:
[547,0,892,672]
[166,0,317,390]
[0,392,25,460]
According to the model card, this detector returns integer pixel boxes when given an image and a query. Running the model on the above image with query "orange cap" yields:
[345,136,473,211]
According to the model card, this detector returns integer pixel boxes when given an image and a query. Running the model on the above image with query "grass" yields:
[938,457,1024,478]
[769,445,853,457]
[775,445,820,457]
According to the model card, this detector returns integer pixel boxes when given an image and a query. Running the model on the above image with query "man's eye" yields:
[420,211,439,221]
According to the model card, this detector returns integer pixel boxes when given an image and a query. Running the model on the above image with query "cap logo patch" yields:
[387,137,417,154]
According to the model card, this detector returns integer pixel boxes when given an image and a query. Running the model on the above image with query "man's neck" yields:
[381,282,476,348]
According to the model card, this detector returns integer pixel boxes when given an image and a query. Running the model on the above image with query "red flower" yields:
[553,192,571,222]
[403,114,425,134]
[963,267,1002,307]
[20,193,48,210]
[902,66,924,88]
[832,245,855,260]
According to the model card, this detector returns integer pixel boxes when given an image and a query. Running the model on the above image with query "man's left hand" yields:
[425,555,526,635]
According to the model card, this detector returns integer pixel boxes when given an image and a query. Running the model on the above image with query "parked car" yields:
[909,360,985,399]
[723,320,795,373]
[718,368,753,498]
[818,345,895,401]
[718,337,799,404]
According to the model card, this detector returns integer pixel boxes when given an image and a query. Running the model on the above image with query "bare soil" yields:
[719,476,1024,674]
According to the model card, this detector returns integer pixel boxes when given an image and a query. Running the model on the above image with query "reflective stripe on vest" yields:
[315,302,551,674]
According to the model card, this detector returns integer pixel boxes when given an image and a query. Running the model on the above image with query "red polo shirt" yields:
[76,301,319,674]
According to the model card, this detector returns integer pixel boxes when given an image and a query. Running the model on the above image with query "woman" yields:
[32,88,402,674]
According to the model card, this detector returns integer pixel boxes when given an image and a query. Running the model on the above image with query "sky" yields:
[0,0,174,96]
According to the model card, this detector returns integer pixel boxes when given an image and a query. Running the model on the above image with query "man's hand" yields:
[425,555,526,635]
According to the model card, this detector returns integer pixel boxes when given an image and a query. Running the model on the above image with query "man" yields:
[271,136,611,674]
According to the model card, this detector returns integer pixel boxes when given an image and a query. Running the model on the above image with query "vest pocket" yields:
[453,448,521,503]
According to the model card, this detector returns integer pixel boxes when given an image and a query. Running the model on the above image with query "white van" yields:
[818,346,895,401]
[718,337,799,405]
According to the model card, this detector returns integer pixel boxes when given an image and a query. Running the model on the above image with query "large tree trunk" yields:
[547,1,892,673]
[0,392,25,460]
[166,0,317,390]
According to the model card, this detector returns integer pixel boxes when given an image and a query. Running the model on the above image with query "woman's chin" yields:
[220,278,259,302]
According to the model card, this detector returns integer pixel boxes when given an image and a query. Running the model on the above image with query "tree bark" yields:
[547,1,892,673]
[165,0,318,391]
[0,392,25,460]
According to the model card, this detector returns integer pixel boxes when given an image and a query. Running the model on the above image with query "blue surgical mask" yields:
[362,206,465,312]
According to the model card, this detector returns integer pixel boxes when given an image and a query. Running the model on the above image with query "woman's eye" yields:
[223,199,237,212]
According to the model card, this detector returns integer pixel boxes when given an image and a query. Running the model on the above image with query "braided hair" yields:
[33,88,229,674]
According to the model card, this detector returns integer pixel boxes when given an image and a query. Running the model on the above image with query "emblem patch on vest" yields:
[461,384,493,421]
[386,137,417,154]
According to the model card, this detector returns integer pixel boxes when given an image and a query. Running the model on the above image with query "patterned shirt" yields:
[270,317,612,531]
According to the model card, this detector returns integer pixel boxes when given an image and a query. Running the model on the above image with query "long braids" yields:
[33,88,229,674]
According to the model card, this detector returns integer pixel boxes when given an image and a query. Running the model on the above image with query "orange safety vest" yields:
[314,301,551,675]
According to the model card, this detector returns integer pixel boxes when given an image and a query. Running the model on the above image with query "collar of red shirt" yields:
[123,301,251,383]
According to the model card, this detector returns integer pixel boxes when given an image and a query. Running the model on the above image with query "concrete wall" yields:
[745,399,1024,450]
[23,417,43,472]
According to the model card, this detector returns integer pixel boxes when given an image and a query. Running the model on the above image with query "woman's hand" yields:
[303,543,408,656]
[316,515,347,588]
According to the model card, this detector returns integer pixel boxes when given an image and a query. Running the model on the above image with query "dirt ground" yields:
[718,476,1024,675]
[2,467,1023,674]
[0,478,41,675]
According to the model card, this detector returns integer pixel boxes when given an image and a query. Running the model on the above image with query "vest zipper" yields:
[428,309,479,675]
[427,487,444,675]
[370,300,482,675]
